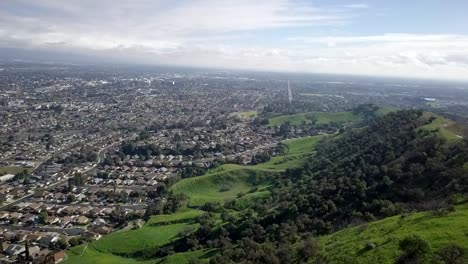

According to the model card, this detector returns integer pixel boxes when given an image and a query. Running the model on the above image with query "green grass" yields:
[66,135,326,263]
[147,208,204,226]
[171,167,275,207]
[238,111,258,119]
[171,135,325,207]
[234,190,271,209]
[65,208,205,264]
[252,135,325,170]
[376,106,398,116]
[268,111,361,127]
[229,111,258,121]
[320,203,468,264]
[419,112,467,142]
[282,135,325,156]
[93,222,198,255]
[0,166,32,175]
[158,249,216,264]
[65,245,158,264]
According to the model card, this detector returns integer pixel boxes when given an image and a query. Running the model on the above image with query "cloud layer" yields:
[1,0,468,80]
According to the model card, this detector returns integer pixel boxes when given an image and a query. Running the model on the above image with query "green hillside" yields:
[65,208,205,263]
[170,166,274,207]
[66,245,155,264]
[65,110,468,264]
[419,112,467,141]
[321,203,468,263]
[268,111,361,126]
[92,222,198,255]
[171,135,325,207]
[65,135,326,264]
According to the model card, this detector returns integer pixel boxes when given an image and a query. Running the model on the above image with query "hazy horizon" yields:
[1,1,468,81]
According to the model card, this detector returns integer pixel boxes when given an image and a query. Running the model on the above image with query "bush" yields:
[399,235,431,257]
[397,235,431,264]
[365,241,376,250]
[436,244,466,264]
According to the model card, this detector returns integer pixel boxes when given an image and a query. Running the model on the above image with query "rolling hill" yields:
[321,202,468,263]
[65,109,468,264]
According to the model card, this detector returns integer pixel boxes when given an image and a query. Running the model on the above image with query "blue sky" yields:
[1,0,468,80]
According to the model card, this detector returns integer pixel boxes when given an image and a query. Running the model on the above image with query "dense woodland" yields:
[143,110,468,263]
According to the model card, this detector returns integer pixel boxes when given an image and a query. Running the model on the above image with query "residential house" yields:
[75,215,89,225]
[46,250,67,264]
[4,243,25,256]
[39,234,58,248]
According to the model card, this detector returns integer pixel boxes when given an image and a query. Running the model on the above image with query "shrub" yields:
[399,235,431,257]
[436,244,466,264]
[365,241,376,250]
[397,235,431,264]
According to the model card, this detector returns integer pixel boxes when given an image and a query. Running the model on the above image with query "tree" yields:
[38,211,48,224]
[399,235,431,257]
[24,240,32,263]
[276,243,293,264]
[296,237,320,263]
[436,244,466,264]
[397,235,431,264]
[188,258,202,264]
[66,194,76,203]
[52,238,69,250]
[68,237,84,247]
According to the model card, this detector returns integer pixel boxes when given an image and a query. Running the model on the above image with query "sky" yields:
[1,0,468,80]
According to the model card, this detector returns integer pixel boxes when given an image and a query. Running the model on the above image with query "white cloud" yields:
[1,0,349,44]
[343,3,369,9]
[0,1,468,80]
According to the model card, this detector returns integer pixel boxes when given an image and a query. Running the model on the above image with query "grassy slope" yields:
[158,249,216,264]
[229,111,258,121]
[93,222,198,255]
[66,135,326,264]
[171,135,325,207]
[65,108,366,263]
[66,111,468,264]
[252,135,325,171]
[65,209,203,263]
[170,166,275,207]
[147,207,204,226]
[238,111,258,119]
[419,112,467,142]
[321,203,468,264]
[376,106,398,116]
[0,166,33,175]
[66,245,157,264]
[268,111,361,126]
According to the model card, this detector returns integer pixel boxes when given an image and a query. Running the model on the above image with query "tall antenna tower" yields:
[287,80,292,103]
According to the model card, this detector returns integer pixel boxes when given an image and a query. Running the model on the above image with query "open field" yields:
[0,166,32,175]
[171,135,326,207]
[268,111,361,126]
[158,249,216,264]
[66,245,157,264]
[147,207,203,226]
[252,135,325,170]
[171,166,275,207]
[376,106,398,116]
[321,203,468,264]
[93,222,198,255]
[281,135,325,156]
[238,111,258,119]
[420,112,467,141]
[65,209,204,264]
